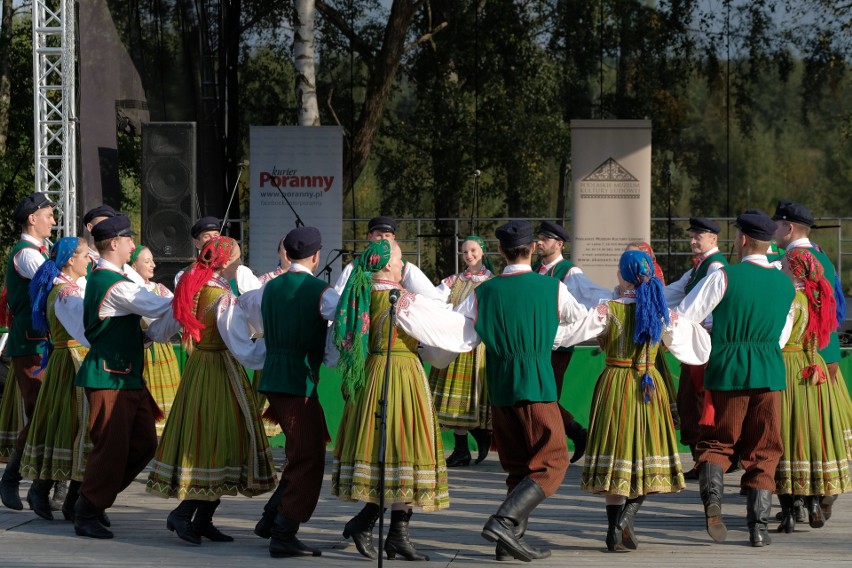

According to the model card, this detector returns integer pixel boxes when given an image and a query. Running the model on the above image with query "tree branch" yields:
[404,21,448,53]
[315,0,376,66]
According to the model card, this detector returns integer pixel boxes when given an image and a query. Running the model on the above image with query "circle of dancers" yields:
[0,195,850,561]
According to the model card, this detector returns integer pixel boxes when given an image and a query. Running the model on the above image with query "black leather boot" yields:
[776,494,795,533]
[27,478,54,520]
[494,515,551,561]
[807,496,825,529]
[193,499,234,542]
[617,495,645,550]
[746,489,772,547]
[820,494,838,521]
[73,495,113,539]
[0,450,23,510]
[698,463,727,543]
[269,514,321,557]
[342,502,381,559]
[384,509,429,561]
[255,482,286,538]
[565,421,587,464]
[793,496,806,523]
[445,433,471,467]
[50,480,67,511]
[62,480,80,521]
[470,428,492,464]
[166,500,201,545]
[482,477,549,562]
[605,505,624,552]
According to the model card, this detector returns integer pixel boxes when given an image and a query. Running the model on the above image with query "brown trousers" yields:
[696,388,782,491]
[551,350,575,427]
[265,393,327,523]
[81,388,158,510]
[12,354,45,453]
[492,402,569,497]
[676,362,706,450]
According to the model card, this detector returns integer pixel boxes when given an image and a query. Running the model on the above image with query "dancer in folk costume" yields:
[580,250,710,552]
[429,236,494,467]
[129,245,181,435]
[775,248,852,532]
[146,237,275,546]
[332,240,474,561]
[258,235,292,285]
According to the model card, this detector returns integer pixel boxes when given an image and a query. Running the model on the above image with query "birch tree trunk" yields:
[0,0,14,157]
[294,0,320,126]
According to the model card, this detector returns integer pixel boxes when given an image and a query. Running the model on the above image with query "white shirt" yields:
[174,263,261,295]
[434,268,492,303]
[13,233,48,279]
[334,259,446,302]
[663,246,726,308]
[676,254,795,348]
[52,275,89,348]
[203,275,267,370]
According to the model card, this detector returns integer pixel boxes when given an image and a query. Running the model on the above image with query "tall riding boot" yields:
[605,505,625,552]
[617,495,645,550]
[820,494,838,521]
[470,428,493,464]
[255,482,286,538]
[776,494,795,533]
[26,478,54,520]
[166,500,201,545]
[746,489,772,547]
[698,463,727,543]
[495,515,551,561]
[193,499,234,542]
[342,502,381,559]
[482,477,549,562]
[0,450,23,510]
[565,421,588,464]
[50,480,67,511]
[807,496,825,529]
[445,433,471,467]
[73,495,113,539]
[62,480,81,521]
[269,514,321,557]
[384,509,429,561]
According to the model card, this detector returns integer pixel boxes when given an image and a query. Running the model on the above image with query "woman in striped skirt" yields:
[580,250,710,552]
[775,248,852,532]
[429,236,493,467]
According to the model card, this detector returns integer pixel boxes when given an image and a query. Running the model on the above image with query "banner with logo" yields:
[249,126,343,281]
[570,120,652,286]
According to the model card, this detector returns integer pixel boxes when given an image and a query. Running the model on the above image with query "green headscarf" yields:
[129,245,148,267]
[334,239,393,398]
[464,235,494,273]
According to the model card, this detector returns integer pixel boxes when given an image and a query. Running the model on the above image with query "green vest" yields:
[259,271,329,397]
[685,251,728,294]
[474,272,559,406]
[75,268,145,390]
[5,240,49,357]
[532,257,575,281]
[705,262,795,392]
[792,245,841,364]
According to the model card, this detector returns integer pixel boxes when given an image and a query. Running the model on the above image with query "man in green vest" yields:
[0,193,54,510]
[663,217,728,474]
[532,220,587,463]
[73,215,180,539]
[237,226,338,557]
[461,220,606,562]
[677,210,795,548]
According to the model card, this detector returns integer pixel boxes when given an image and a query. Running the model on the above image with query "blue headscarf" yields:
[29,237,81,370]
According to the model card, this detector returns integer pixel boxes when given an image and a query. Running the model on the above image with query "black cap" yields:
[83,204,117,226]
[191,216,222,239]
[537,220,570,242]
[687,217,721,234]
[283,227,323,260]
[91,215,135,240]
[771,200,814,227]
[12,192,53,224]
[367,216,397,234]
[496,220,535,248]
[735,209,776,241]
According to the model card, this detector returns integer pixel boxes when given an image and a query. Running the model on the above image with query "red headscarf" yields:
[172,236,237,342]
[786,248,835,351]
[628,241,665,284]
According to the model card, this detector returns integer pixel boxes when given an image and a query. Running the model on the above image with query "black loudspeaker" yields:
[141,122,197,261]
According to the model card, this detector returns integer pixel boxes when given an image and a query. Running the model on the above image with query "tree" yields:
[294,0,320,125]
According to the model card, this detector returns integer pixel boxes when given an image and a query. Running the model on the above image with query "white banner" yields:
[570,120,652,286]
[249,126,343,281]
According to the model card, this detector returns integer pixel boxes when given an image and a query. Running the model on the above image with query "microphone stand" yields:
[376,288,400,568]
[269,173,306,228]
[318,249,347,283]
[221,162,247,235]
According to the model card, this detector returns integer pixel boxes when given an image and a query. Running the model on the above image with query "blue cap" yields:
[771,200,814,227]
[283,227,323,260]
[91,215,135,240]
[12,192,53,224]
[688,217,721,234]
[191,216,222,238]
[496,220,534,248]
[735,209,776,241]
[537,220,570,242]
[83,204,117,226]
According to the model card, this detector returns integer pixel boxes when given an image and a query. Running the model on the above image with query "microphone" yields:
[389,288,401,305]
[473,169,481,177]
[238,159,250,168]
